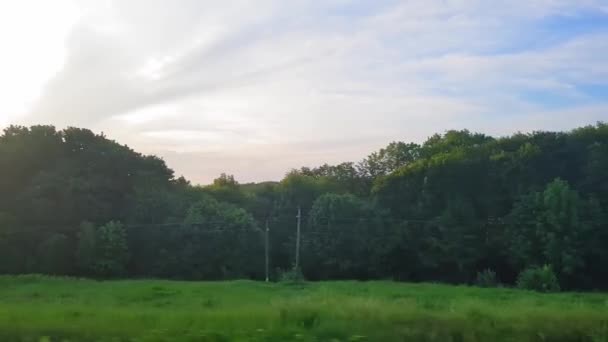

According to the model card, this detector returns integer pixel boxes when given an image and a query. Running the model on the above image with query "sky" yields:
[1,0,607,184]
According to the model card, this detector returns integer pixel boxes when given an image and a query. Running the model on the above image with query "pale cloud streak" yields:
[2,0,607,183]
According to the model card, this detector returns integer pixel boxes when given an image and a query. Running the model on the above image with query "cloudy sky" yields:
[1,0,607,183]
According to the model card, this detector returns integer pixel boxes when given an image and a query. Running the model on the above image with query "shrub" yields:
[37,233,72,275]
[94,221,129,277]
[77,221,129,278]
[76,221,96,274]
[475,269,499,287]
[516,265,560,292]
[279,267,305,284]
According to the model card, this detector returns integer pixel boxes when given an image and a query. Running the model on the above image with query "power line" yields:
[4,217,601,232]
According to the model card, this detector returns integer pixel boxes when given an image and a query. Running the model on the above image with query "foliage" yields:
[279,267,306,283]
[516,265,561,292]
[36,233,72,275]
[92,221,129,277]
[303,193,388,279]
[76,221,97,274]
[358,141,421,178]
[1,123,608,289]
[506,179,592,277]
[76,221,129,277]
[476,269,499,288]
[158,196,262,279]
[204,173,251,206]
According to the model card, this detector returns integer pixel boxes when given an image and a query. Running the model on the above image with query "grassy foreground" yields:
[0,276,607,341]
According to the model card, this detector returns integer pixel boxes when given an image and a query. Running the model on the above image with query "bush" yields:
[37,233,72,275]
[77,221,129,278]
[76,221,96,274]
[475,269,499,287]
[516,265,560,292]
[279,267,305,284]
[94,221,129,277]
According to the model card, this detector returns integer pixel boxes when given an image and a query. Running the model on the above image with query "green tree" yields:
[155,196,261,280]
[304,193,387,279]
[94,221,129,277]
[36,233,73,275]
[359,142,421,178]
[507,179,591,278]
[0,212,26,274]
[76,221,97,274]
[1,123,607,288]
[77,221,129,277]
[205,173,251,206]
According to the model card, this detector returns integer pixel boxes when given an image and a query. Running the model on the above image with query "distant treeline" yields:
[0,123,607,289]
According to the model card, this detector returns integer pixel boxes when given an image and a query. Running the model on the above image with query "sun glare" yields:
[0,0,80,122]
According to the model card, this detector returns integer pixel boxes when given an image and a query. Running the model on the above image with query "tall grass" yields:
[0,275,606,341]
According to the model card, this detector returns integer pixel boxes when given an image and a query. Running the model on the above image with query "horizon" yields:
[1,1,608,183]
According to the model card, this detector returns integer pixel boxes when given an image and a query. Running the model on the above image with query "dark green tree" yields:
[506,179,592,279]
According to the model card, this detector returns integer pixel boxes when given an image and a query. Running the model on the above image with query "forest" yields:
[0,123,607,290]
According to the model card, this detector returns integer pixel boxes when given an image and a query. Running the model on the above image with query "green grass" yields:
[0,276,607,341]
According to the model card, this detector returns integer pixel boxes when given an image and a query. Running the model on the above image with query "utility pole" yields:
[265,219,270,282]
[295,206,301,270]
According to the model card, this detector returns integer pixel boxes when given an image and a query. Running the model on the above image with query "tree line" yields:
[0,123,607,289]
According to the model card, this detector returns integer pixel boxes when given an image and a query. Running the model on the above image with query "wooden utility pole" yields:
[295,206,301,270]
[265,219,270,282]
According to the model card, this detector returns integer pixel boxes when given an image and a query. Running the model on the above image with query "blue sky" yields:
[0,0,607,183]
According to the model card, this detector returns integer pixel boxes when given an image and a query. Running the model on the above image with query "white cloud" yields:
[0,0,80,119]
[2,0,608,183]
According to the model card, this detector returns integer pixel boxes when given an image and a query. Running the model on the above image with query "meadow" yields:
[0,276,607,341]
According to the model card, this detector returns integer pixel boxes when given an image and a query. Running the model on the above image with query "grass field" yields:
[0,276,607,341]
